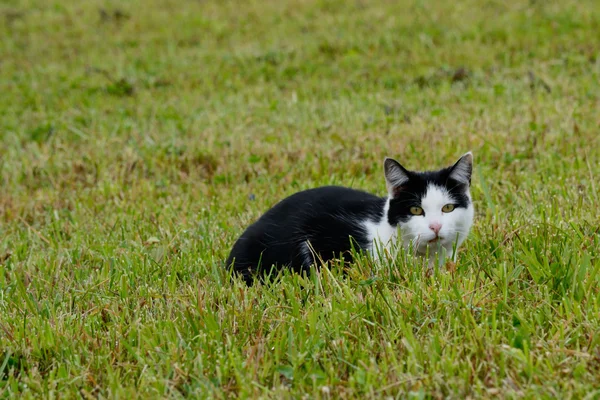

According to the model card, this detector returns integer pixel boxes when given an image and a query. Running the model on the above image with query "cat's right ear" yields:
[384,157,410,197]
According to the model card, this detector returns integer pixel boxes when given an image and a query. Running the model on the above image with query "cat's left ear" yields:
[449,152,473,185]
[384,157,410,197]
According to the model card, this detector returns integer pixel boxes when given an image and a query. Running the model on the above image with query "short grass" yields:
[1,0,600,398]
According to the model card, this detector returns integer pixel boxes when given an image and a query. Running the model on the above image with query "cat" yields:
[226,152,474,284]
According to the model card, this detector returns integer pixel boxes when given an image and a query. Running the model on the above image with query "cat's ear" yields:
[449,152,473,185]
[384,157,410,197]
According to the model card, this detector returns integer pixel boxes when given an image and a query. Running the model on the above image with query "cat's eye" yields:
[410,206,424,216]
[442,204,455,213]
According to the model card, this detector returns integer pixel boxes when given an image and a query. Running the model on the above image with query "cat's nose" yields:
[429,222,442,235]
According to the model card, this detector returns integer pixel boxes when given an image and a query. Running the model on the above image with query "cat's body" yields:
[226,186,392,283]
[226,153,474,284]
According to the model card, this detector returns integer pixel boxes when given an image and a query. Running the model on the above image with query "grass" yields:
[1,0,599,397]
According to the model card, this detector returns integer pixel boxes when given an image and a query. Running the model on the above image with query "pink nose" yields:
[429,222,442,235]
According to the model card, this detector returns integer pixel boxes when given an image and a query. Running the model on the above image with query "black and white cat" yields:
[226,153,474,284]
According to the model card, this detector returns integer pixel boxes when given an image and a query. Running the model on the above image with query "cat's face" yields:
[384,153,474,256]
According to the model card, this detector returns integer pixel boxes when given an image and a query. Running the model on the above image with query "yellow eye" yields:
[442,204,455,213]
[410,206,424,216]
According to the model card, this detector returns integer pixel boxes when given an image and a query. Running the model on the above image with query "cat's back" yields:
[233,185,384,252]
[262,185,382,219]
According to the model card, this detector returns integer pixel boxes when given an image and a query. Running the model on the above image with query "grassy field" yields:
[1,0,600,397]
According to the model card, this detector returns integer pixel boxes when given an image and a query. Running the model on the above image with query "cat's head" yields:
[383,153,474,255]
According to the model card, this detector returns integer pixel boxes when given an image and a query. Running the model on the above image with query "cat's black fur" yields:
[226,186,384,284]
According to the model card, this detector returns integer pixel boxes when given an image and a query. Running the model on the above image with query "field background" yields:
[1,0,600,398]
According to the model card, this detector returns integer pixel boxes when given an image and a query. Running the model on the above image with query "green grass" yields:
[1,0,600,397]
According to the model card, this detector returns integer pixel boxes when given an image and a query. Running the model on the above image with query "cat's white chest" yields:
[363,199,398,258]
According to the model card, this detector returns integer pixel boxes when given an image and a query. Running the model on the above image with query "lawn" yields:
[1,0,599,398]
